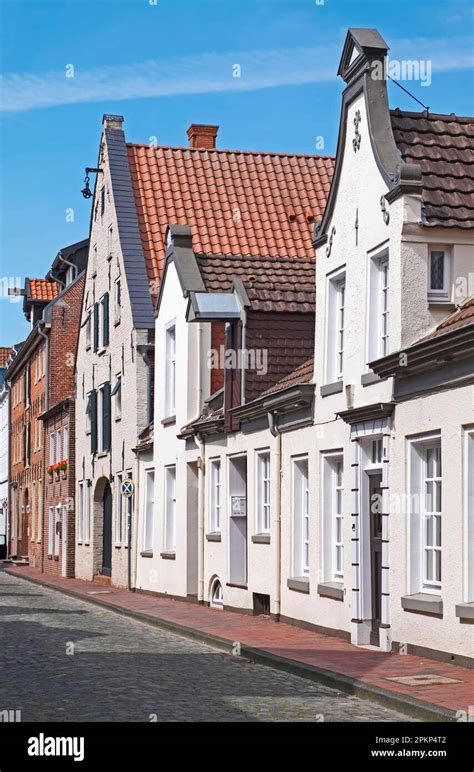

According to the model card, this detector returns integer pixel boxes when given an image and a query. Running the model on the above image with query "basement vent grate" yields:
[86,590,113,595]
[385,674,462,686]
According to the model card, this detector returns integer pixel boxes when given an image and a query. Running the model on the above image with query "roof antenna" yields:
[387,75,430,113]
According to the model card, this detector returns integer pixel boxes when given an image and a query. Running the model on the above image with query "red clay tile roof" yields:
[29,279,60,302]
[0,348,12,368]
[390,110,474,229]
[422,296,474,340]
[127,143,334,290]
[261,356,314,396]
[195,253,315,313]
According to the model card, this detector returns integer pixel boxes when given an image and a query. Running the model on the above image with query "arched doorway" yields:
[102,481,112,577]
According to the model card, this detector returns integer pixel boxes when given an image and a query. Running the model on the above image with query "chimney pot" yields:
[186,124,219,149]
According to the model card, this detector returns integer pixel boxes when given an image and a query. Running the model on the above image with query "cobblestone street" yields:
[0,570,413,722]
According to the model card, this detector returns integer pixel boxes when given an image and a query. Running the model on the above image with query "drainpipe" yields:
[38,323,49,574]
[268,411,282,619]
[55,252,78,282]
[195,431,206,603]
[240,311,247,405]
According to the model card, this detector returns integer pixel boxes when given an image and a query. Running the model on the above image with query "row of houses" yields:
[4,29,473,664]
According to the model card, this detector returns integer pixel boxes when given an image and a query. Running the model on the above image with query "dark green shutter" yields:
[103,293,109,347]
[102,382,111,451]
[93,304,99,352]
[90,390,98,454]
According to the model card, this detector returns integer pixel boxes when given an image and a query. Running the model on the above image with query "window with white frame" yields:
[165,324,176,417]
[325,269,346,383]
[84,482,91,544]
[77,482,84,544]
[322,453,344,582]
[54,505,61,556]
[164,465,176,552]
[85,392,92,434]
[112,375,122,420]
[210,459,222,533]
[49,432,55,465]
[85,311,91,349]
[63,425,68,460]
[428,247,450,302]
[256,451,271,534]
[48,506,54,555]
[56,428,62,463]
[37,479,42,541]
[108,225,113,257]
[143,469,154,551]
[466,429,474,602]
[292,457,309,577]
[92,245,97,276]
[31,482,36,543]
[115,472,124,545]
[409,435,442,594]
[114,278,121,324]
[368,250,389,361]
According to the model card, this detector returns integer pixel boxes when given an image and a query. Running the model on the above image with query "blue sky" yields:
[1,0,473,344]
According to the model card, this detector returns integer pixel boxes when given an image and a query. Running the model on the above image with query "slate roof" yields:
[422,296,474,340]
[261,356,314,396]
[126,143,334,292]
[28,279,60,302]
[195,253,315,313]
[390,109,474,229]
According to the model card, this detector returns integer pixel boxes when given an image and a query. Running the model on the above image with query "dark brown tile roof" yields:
[422,296,474,340]
[390,109,474,229]
[29,279,60,302]
[0,347,13,368]
[195,253,315,313]
[261,356,314,396]
[127,143,334,290]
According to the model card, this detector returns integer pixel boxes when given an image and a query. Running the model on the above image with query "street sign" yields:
[121,479,134,498]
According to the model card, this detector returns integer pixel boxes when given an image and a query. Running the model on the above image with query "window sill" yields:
[320,381,343,397]
[206,532,221,542]
[401,592,443,617]
[287,576,310,593]
[114,319,121,327]
[86,344,91,352]
[115,416,122,422]
[455,602,474,620]
[226,582,248,589]
[251,533,270,544]
[98,348,107,356]
[427,299,455,309]
[140,550,153,558]
[97,452,109,459]
[114,544,122,549]
[361,372,383,387]
[161,415,176,426]
[160,551,176,560]
[317,581,344,601]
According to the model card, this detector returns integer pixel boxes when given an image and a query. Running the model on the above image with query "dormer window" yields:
[428,248,450,302]
[65,266,75,286]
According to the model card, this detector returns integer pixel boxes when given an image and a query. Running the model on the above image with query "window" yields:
[56,429,62,463]
[368,252,389,361]
[409,435,442,594]
[77,482,84,544]
[86,393,92,435]
[465,429,474,602]
[100,186,105,217]
[54,505,61,556]
[326,269,346,383]
[143,469,154,551]
[48,506,54,555]
[37,479,42,541]
[256,451,271,534]
[210,578,223,609]
[92,245,97,276]
[165,324,176,416]
[84,482,91,545]
[112,375,122,420]
[97,383,111,453]
[24,365,30,408]
[85,311,91,350]
[292,457,309,576]
[115,472,124,545]
[24,424,30,468]
[210,459,221,532]
[63,425,68,460]
[371,438,383,465]
[108,225,113,257]
[114,278,121,324]
[31,482,36,543]
[164,466,176,552]
[99,293,109,349]
[65,266,75,286]
[322,453,344,582]
[428,248,450,301]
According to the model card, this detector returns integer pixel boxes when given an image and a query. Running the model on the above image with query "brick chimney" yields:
[186,124,219,149]
[103,114,124,130]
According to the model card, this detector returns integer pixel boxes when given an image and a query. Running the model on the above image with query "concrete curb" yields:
[4,567,457,723]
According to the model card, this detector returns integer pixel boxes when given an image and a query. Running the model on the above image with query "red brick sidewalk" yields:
[4,564,473,720]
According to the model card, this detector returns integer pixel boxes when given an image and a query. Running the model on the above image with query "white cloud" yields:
[0,37,472,113]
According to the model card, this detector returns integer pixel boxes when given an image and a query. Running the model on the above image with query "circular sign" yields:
[121,479,134,498]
